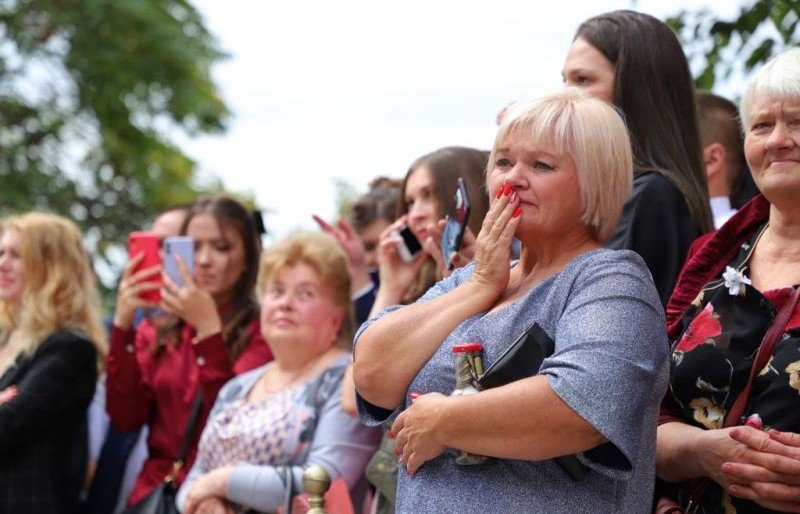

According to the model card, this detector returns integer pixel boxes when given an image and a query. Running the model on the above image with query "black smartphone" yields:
[440,177,471,270]
[394,224,422,262]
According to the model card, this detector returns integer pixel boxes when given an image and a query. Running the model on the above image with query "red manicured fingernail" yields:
[495,186,503,199]
[409,392,421,400]
[406,468,413,476]
[387,430,395,439]
[395,447,401,456]
[503,183,511,196]
[512,205,522,218]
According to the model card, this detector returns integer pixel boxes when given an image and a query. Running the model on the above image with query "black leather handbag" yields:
[477,322,590,481]
[123,392,204,514]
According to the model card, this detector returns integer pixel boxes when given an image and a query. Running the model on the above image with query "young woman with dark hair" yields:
[106,195,272,507]
[370,146,491,315]
[563,10,713,305]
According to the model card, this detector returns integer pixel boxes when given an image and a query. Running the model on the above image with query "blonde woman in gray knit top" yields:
[354,90,669,513]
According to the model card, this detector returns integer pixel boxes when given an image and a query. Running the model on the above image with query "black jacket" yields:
[0,329,98,514]
[605,171,704,307]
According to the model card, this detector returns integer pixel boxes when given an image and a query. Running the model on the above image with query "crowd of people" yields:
[1,9,799,514]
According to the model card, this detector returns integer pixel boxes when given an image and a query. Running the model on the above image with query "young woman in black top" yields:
[562,10,713,306]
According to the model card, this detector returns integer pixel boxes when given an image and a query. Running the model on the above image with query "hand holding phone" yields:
[440,177,471,270]
[392,224,422,263]
[127,232,161,303]
[159,237,219,337]
[163,236,194,288]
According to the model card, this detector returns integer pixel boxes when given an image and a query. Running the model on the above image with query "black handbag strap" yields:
[166,391,204,482]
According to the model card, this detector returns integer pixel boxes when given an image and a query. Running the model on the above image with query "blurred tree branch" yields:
[667,0,800,90]
[0,0,231,303]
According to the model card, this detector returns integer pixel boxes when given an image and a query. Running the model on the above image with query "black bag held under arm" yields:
[477,323,590,481]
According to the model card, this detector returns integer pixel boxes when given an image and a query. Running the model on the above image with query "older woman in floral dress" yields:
[657,47,800,514]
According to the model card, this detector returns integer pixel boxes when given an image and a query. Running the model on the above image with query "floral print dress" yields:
[667,225,800,513]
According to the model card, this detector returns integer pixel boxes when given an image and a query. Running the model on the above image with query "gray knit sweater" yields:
[357,249,669,514]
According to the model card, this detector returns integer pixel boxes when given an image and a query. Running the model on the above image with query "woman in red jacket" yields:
[106,195,272,506]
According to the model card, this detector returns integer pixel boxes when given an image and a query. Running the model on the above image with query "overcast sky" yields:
[180,0,741,242]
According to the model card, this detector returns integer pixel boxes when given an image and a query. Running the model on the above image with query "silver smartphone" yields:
[163,236,194,287]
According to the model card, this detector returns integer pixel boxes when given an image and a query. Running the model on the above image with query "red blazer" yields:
[106,315,272,505]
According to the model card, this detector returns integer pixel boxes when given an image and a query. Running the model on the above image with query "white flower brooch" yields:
[722,266,752,296]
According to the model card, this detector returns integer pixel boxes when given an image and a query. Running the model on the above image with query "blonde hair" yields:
[491,89,633,242]
[257,232,352,344]
[0,213,107,369]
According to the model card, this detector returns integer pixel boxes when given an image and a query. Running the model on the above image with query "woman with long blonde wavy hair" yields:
[0,212,106,513]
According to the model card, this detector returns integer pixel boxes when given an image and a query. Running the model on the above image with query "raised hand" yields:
[312,215,372,293]
[421,220,476,281]
[160,255,221,339]
[468,184,521,302]
[374,216,429,303]
[113,252,161,329]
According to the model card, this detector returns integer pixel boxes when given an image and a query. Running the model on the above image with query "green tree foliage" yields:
[0,0,229,283]
[667,0,800,90]
[333,177,359,220]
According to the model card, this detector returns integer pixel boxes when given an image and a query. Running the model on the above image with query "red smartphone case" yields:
[128,232,161,303]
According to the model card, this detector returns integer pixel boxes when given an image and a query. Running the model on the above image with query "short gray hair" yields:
[491,89,633,242]
[740,46,800,129]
